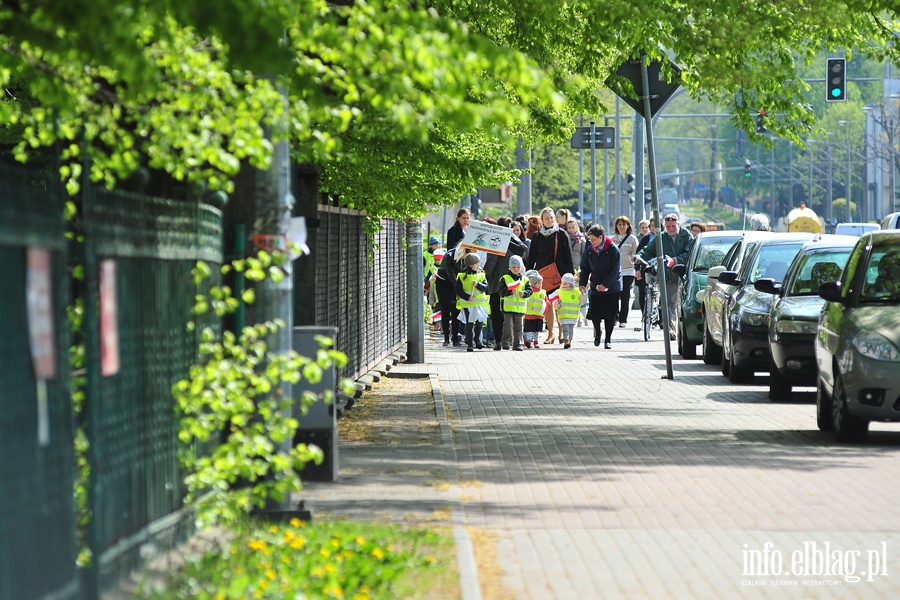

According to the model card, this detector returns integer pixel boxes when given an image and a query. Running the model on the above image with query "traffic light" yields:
[826,57,846,102]
[756,110,767,133]
[625,172,635,194]
[744,160,752,178]
[643,187,652,204]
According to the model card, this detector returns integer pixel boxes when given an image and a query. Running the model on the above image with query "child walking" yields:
[455,253,490,352]
[553,273,580,349]
[499,255,532,351]
[523,270,546,348]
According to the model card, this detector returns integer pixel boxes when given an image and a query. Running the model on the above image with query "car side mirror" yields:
[753,278,780,295]
[718,271,739,285]
[817,281,843,303]
[672,264,686,278]
[708,265,726,280]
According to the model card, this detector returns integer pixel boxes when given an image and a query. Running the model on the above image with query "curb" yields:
[429,372,482,600]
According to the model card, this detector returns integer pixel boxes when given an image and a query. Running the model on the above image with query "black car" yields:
[754,235,857,400]
[719,233,815,384]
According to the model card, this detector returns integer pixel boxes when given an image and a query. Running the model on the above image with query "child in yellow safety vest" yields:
[523,270,547,349]
[552,273,580,349]
[455,253,490,352]
[498,255,532,351]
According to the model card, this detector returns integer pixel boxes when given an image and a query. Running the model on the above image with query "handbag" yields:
[537,235,562,290]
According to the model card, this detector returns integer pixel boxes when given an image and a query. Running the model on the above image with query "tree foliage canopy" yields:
[1,0,898,217]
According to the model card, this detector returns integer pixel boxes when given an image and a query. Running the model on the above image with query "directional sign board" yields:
[570,126,615,150]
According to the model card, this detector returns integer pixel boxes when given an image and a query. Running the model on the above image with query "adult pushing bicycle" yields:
[633,255,660,341]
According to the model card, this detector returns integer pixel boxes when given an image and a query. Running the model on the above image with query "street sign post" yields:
[570,126,615,149]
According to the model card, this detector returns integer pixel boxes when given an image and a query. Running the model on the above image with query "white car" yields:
[835,222,880,237]
[880,212,900,230]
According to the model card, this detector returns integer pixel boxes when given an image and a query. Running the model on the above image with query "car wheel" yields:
[728,355,754,384]
[768,363,792,401]
[681,320,697,360]
[702,323,721,365]
[832,372,869,443]
[816,380,832,431]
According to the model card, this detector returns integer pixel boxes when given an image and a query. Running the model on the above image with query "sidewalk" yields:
[303,313,900,599]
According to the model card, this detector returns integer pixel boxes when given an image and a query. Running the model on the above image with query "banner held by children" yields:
[460,220,512,256]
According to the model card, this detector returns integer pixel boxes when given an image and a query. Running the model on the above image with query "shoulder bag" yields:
[538,234,563,290]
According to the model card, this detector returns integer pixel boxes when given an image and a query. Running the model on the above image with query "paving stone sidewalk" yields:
[305,317,900,599]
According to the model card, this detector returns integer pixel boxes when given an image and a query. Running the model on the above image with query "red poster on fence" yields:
[26,247,57,380]
[100,259,120,377]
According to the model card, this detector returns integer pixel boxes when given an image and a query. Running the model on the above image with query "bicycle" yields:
[635,256,660,341]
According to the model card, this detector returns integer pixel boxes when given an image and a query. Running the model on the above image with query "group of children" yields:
[454,252,583,351]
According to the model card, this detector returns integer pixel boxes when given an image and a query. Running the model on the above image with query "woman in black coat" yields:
[445,208,470,250]
[579,224,622,349]
[524,207,574,344]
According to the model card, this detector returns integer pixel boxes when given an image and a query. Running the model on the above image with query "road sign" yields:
[606,56,682,118]
[570,126,615,150]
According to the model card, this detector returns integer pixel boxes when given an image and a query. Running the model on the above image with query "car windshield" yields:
[859,246,900,303]
[786,249,852,296]
[692,238,736,273]
[745,243,804,284]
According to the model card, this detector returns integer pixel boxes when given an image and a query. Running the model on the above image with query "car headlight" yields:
[775,320,817,334]
[741,310,768,327]
[853,331,900,362]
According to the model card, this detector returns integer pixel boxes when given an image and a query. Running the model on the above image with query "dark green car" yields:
[673,231,743,359]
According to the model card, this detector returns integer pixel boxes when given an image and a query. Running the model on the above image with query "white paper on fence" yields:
[288,216,310,258]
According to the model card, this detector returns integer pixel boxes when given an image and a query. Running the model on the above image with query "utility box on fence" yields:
[292,326,338,482]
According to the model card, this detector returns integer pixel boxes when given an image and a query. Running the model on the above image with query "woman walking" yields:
[612,216,639,329]
[579,224,621,349]
[446,208,470,250]
[524,207,573,344]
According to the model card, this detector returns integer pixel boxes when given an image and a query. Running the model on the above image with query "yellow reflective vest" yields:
[557,288,581,321]
[456,271,489,310]
[500,274,528,313]
[525,290,547,317]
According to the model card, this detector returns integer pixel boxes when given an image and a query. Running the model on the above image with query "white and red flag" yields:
[507,278,523,292]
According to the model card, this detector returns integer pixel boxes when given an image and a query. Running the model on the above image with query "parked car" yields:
[754,235,858,400]
[815,231,900,442]
[673,230,743,359]
[880,212,900,230]
[719,233,816,383]
[700,231,768,366]
[834,222,880,237]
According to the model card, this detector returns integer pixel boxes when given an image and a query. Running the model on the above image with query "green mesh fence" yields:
[313,207,406,381]
[0,161,79,600]
[81,187,222,594]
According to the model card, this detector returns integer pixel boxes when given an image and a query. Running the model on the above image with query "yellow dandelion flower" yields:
[282,556,291,564]
[290,517,302,527]
[290,536,306,550]
[355,536,366,545]
[324,563,336,573]
[253,592,263,599]
[353,594,370,600]
[259,580,269,590]
[371,547,384,560]
[360,586,371,594]
[311,566,324,578]
[283,531,295,543]
[330,539,340,549]
[248,540,267,552]
[320,548,331,558]
[269,525,279,534]
[265,569,277,581]
[426,555,436,564]
[215,594,226,600]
